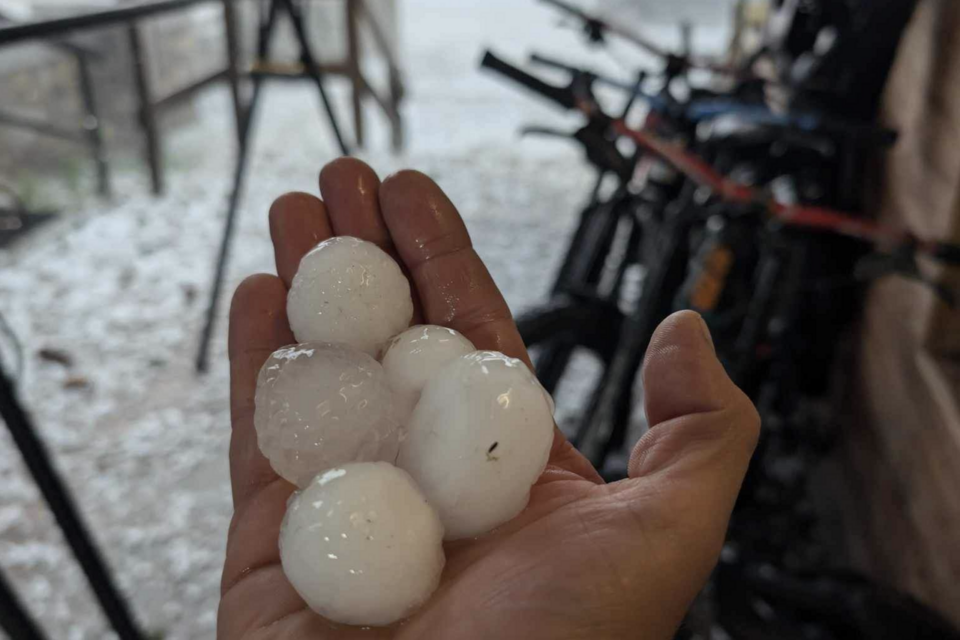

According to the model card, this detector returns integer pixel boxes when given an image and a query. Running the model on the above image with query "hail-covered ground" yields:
[0,2,725,637]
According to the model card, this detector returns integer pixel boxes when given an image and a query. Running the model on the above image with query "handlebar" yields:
[528,52,582,76]
[540,0,593,20]
[480,51,577,110]
[528,53,643,94]
[538,0,672,59]
[484,47,900,157]
[482,51,632,177]
[538,0,588,21]
[480,51,957,299]
[538,0,736,74]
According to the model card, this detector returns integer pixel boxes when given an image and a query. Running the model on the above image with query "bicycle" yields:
[478,6,960,633]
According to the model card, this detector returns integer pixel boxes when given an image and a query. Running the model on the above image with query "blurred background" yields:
[1,0,959,638]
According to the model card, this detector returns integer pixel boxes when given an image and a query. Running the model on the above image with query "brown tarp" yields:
[841,0,960,625]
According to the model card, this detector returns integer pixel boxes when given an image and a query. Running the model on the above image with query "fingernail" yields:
[697,314,715,353]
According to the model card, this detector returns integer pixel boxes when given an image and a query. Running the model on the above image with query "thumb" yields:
[629,310,760,532]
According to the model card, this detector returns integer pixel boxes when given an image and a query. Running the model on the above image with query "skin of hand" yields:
[219,158,760,640]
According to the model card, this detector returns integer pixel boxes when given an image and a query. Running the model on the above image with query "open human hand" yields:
[219,158,760,640]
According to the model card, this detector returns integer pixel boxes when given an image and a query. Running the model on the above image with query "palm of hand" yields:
[219,159,759,640]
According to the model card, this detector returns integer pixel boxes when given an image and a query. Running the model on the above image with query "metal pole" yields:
[195,0,279,373]
[282,0,350,155]
[0,567,47,640]
[194,81,264,373]
[356,0,404,150]
[680,21,693,59]
[74,49,111,197]
[0,370,145,640]
[0,0,206,46]
[127,23,164,195]
[195,0,350,371]
[346,0,364,147]
[221,0,244,143]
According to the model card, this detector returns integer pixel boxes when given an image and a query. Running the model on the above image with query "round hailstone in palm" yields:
[287,236,414,356]
[254,343,400,488]
[380,325,476,424]
[280,462,445,626]
[397,351,554,540]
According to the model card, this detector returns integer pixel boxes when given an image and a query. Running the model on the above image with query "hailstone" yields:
[254,343,400,488]
[380,325,476,424]
[397,351,555,540]
[280,463,445,626]
[287,237,414,356]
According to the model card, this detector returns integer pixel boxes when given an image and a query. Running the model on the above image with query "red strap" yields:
[611,119,913,247]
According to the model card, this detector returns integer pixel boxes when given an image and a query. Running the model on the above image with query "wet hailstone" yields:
[267,238,558,624]
[280,463,445,626]
[396,351,555,540]
[287,237,414,356]
[379,325,476,425]
[254,342,400,488]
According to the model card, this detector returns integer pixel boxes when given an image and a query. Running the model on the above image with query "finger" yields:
[269,192,333,288]
[224,276,386,638]
[594,312,759,631]
[378,169,600,481]
[318,157,425,322]
[319,157,394,251]
[228,274,295,509]
[378,170,529,364]
[628,310,760,533]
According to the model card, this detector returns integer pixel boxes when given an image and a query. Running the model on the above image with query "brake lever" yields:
[583,17,605,44]
[574,124,631,179]
[519,125,573,139]
[518,123,630,179]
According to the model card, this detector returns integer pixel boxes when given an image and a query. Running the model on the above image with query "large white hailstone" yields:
[380,325,476,424]
[287,237,414,356]
[397,351,555,540]
[280,463,446,626]
[254,343,400,488]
